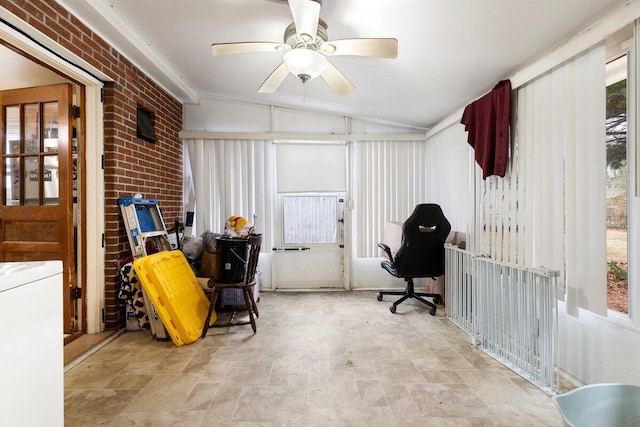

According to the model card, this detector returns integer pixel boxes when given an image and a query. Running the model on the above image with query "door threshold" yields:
[64,332,83,346]
[64,329,122,370]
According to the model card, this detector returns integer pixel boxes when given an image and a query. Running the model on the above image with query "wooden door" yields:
[1,84,75,333]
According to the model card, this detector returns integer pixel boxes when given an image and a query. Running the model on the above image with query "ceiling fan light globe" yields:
[284,48,328,81]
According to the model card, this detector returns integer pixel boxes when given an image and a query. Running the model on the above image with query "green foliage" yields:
[346,351,355,367]
[608,261,628,285]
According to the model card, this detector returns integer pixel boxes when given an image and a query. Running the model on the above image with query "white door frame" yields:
[0,11,107,333]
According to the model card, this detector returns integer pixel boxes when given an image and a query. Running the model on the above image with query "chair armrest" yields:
[377,242,394,264]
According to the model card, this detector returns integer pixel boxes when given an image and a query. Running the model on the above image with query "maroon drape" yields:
[460,79,512,179]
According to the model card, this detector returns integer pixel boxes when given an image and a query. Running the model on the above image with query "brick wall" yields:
[6,0,184,329]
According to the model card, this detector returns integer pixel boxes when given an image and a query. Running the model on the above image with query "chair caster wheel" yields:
[377,294,383,301]
[433,295,441,305]
[389,305,396,313]
[429,307,436,316]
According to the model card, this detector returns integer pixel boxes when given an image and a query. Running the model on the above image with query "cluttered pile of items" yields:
[116,196,261,345]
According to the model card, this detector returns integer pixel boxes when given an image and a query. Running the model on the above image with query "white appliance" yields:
[0,261,64,427]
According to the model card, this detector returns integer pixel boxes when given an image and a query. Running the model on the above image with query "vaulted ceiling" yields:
[49,0,629,129]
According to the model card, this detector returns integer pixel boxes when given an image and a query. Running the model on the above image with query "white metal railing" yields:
[445,244,559,394]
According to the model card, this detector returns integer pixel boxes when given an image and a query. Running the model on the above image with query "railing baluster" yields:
[445,244,559,394]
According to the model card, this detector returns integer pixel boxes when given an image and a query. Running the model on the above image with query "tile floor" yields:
[64,291,565,426]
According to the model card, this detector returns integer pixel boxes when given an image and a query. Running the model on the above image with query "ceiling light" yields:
[283,48,327,83]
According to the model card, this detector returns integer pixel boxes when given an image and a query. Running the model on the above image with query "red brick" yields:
[15,0,184,329]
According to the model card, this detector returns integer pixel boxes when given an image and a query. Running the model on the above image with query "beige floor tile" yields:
[64,291,563,426]
[406,382,489,418]
[201,384,243,424]
[140,409,208,426]
[64,389,140,426]
[308,406,397,426]
[104,373,154,390]
[233,385,308,423]
[121,373,201,413]
[457,368,540,405]
[488,402,563,427]
[356,379,389,407]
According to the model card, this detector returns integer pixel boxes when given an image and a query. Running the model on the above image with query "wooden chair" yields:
[201,234,262,336]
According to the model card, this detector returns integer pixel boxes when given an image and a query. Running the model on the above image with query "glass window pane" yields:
[24,103,40,153]
[43,102,58,153]
[283,195,338,244]
[24,156,39,205]
[5,106,20,154]
[4,157,21,206]
[43,155,59,205]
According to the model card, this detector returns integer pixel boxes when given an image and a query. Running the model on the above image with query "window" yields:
[605,40,630,313]
[3,101,60,206]
[282,194,339,245]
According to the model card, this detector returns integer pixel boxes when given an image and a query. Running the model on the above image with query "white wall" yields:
[183,97,426,134]
[558,306,640,385]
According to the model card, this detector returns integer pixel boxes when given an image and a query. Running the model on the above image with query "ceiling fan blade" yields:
[321,61,355,96]
[320,38,398,58]
[212,42,288,56]
[288,0,320,41]
[258,62,290,93]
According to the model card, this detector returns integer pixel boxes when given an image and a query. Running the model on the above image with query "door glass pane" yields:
[5,106,20,154]
[3,106,21,205]
[24,104,40,154]
[43,155,59,205]
[283,195,338,244]
[43,102,58,153]
[24,156,39,205]
[4,158,21,206]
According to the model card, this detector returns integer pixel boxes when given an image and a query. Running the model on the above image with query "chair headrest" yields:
[402,204,451,239]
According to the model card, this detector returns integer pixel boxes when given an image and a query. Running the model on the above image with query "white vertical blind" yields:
[352,132,473,258]
[352,140,428,257]
[475,43,607,316]
[564,45,608,316]
[182,140,196,222]
[184,139,275,251]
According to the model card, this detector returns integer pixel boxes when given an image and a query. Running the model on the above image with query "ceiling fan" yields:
[211,0,398,96]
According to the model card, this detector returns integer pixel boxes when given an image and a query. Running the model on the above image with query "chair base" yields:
[202,284,259,337]
[377,278,441,315]
[212,306,257,330]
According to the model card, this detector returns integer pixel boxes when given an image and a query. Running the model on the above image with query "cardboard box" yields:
[198,250,216,278]
[382,221,403,258]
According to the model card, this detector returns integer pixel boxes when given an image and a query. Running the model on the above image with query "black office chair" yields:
[377,204,451,315]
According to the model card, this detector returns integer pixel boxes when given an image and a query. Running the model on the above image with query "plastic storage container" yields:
[215,237,248,283]
[133,250,215,346]
[553,383,640,427]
